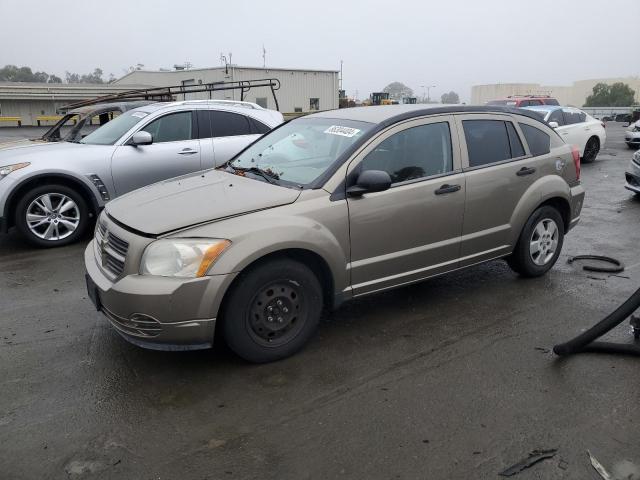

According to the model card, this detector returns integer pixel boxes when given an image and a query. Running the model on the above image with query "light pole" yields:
[425,85,436,103]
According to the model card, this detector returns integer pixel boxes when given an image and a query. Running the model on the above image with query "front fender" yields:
[508,175,571,246]
[181,212,350,294]
[1,169,105,221]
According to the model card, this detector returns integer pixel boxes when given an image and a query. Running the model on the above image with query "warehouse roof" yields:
[116,65,339,83]
[0,82,153,100]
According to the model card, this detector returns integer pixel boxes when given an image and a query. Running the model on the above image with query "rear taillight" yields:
[571,146,581,180]
[601,122,606,129]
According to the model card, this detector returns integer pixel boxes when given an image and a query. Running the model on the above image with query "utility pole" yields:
[339,60,343,92]
[262,45,266,68]
[426,85,436,103]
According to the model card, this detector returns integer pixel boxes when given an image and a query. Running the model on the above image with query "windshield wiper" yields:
[234,166,280,185]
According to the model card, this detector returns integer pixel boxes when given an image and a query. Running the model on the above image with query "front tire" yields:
[221,258,323,363]
[507,206,564,277]
[15,184,90,248]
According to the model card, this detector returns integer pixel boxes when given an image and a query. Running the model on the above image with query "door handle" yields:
[434,184,461,195]
[178,148,198,155]
[516,166,536,176]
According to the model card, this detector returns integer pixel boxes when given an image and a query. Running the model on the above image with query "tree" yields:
[382,82,414,101]
[441,91,460,104]
[65,68,105,84]
[584,82,636,107]
[0,65,63,83]
[0,65,36,82]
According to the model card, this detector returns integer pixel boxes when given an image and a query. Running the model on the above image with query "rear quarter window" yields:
[520,124,550,156]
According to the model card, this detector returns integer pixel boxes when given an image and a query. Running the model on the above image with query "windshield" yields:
[42,114,80,142]
[228,117,373,187]
[527,110,548,121]
[80,110,148,145]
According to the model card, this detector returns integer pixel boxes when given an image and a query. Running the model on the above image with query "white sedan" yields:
[524,105,606,163]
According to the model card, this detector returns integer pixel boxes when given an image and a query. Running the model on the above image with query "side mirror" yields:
[347,170,392,197]
[548,121,559,129]
[131,131,153,146]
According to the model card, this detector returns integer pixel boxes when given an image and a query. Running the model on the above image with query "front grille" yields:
[626,173,640,188]
[95,220,129,277]
[103,307,162,338]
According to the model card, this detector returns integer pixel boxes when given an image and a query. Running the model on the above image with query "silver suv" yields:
[85,105,585,362]
[0,100,283,247]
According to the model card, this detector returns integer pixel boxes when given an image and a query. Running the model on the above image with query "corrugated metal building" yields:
[471,77,640,106]
[114,65,340,113]
[0,82,149,126]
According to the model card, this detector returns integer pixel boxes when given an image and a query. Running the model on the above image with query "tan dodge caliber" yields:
[85,105,585,362]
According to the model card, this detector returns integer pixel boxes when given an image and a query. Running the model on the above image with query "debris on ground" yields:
[568,255,625,273]
[588,450,613,480]
[499,449,557,477]
[588,451,640,480]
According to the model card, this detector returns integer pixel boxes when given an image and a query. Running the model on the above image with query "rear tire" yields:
[581,136,600,163]
[507,206,564,277]
[15,184,90,248]
[221,258,323,363]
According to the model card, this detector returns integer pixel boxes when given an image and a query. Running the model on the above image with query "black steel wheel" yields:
[221,258,323,363]
[247,281,306,347]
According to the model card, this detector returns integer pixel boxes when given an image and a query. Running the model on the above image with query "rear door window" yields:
[506,122,525,157]
[210,111,252,137]
[520,124,551,156]
[563,109,580,125]
[462,120,523,167]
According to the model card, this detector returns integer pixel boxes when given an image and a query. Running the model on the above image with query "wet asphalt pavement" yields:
[1,124,639,479]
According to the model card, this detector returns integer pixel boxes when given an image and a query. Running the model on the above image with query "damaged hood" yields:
[106,169,302,235]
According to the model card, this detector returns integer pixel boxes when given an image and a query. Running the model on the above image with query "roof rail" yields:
[61,78,281,111]
[179,99,263,109]
[507,94,553,99]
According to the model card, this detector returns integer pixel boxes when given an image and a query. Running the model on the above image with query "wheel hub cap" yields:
[529,218,559,266]
[248,281,303,346]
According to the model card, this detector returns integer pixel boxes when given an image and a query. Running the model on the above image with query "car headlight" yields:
[633,150,640,163]
[140,239,231,277]
[634,126,640,132]
[0,162,30,180]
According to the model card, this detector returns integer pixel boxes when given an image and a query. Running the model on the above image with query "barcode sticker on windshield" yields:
[132,112,148,118]
[324,125,360,137]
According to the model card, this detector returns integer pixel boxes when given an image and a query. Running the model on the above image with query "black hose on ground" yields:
[553,287,640,356]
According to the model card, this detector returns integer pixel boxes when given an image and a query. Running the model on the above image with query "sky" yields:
[1,0,638,102]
